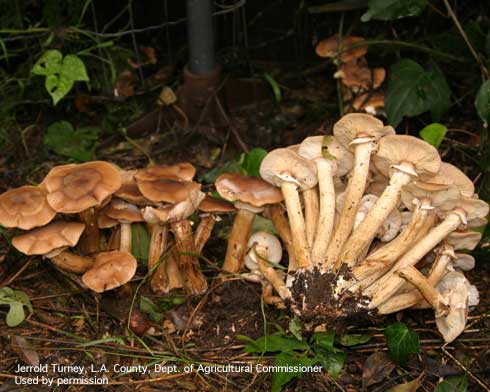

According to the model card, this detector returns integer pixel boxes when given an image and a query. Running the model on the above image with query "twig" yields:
[0,258,34,288]
[441,344,490,391]
[442,0,489,79]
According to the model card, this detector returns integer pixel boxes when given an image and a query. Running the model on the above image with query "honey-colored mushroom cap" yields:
[135,162,196,182]
[82,251,137,293]
[0,185,56,229]
[198,195,236,213]
[137,178,201,204]
[315,35,367,62]
[105,199,143,223]
[424,162,474,198]
[215,173,283,207]
[446,230,482,251]
[115,169,152,205]
[374,135,441,179]
[333,113,394,149]
[12,221,85,255]
[43,161,122,213]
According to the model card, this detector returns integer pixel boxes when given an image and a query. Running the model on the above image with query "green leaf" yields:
[361,0,427,22]
[243,333,309,354]
[6,301,26,327]
[314,348,345,378]
[386,59,451,127]
[242,148,268,177]
[44,121,100,161]
[434,375,468,392]
[139,296,163,323]
[339,333,373,346]
[311,330,336,352]
[384,322,420,365]
[252,215,278,235]
[199,158,243,183]
[419,123,447,148]
[131,223,151,264]
[32,50,88,105]
[271,352,316,392]
[263,73,282,103]
[289,317,303,341]
[475,80,490,126]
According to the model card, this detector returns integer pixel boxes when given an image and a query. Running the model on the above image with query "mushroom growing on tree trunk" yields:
[323,114,394,271]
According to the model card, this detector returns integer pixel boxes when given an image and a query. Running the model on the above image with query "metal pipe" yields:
[186,0,216,75]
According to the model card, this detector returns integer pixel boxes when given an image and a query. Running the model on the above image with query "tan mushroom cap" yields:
[115,169,152,205]
[137,178,201,204]
[82,251,137,293]
[97,213,118,229]
[43,161,122,213]
[215,173,283,207]
[424,163,474,198]
[142,188,205,224]
[315,35,367,62]
[334,61,373,90]
[438,197,489,221]
[401,183,460,210]
[198,195,236,213]
[135,162,196,182]
[12,221,85,255]
[260,148,318,190]
[298,135,354,177]
[0,185,56,230]
[352,92,385,114]
[105,199,143,223]
[446,230,482,251]
[333,113,394,149]
[453,253,475,271]
[374,135,441,179]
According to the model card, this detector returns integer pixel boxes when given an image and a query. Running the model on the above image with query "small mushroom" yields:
[42,161,122,254]
[104,199,144,253]
[0,185,57,230]
[12,221,93,273]
[82,251,137,293]
[324,114,394,270]
[260,148,318,269]
[341,135,441,266]
[352,92,385,115]
[215,173,283,273]
[315,35,367,63]
[244,231,290,300]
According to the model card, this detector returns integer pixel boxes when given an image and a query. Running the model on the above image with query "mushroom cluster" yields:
[1,113,487,343]
[316,35,386,115]
[249,113,486,343]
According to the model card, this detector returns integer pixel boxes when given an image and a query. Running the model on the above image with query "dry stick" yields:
[442,0,489,80]
[442,345,490,391]
[0,258,34,288]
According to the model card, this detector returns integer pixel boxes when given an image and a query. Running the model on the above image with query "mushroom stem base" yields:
[222,209,255,273]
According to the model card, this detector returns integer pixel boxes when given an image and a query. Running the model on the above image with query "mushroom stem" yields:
[311,160,336,268]
[324,141,373,270]
[303,187,319,249]
[268,205,297,273]
[377,248,454,314]
[397,266,447,316]
[368,210,465,309]
[222,209,255,273]
[78,207,100,254]
[119,223,132,253]
[262,283,286,308]
[107,226,121,251]
[350,202,433,291]
[48,251,94,274]
[195,215,215,254]
[170,219,207,295]
[341,168,413,266]
[281,182,311,269]
[148,224,169,271]
[256,258,290,300]
[165,251,184,291]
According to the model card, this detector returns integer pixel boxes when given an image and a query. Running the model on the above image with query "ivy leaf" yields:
[242,148,268,177]
[242,333,309,353]
[419,123,447,148]
[339,333,373,346]
[311,330,336,352]
[271,352,316,392]
[32,50,89,105]
[384,322,420,365]
[44,121,100,161]
[386,59,451,127]
[361,0,427,22]
[434,375,468,392]
[0,287,32,327]
[475,80,490,126]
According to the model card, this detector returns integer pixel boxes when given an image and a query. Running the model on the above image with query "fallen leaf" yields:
[387,373,423,392]
[362,352,396,390]
[11,336,39,366]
